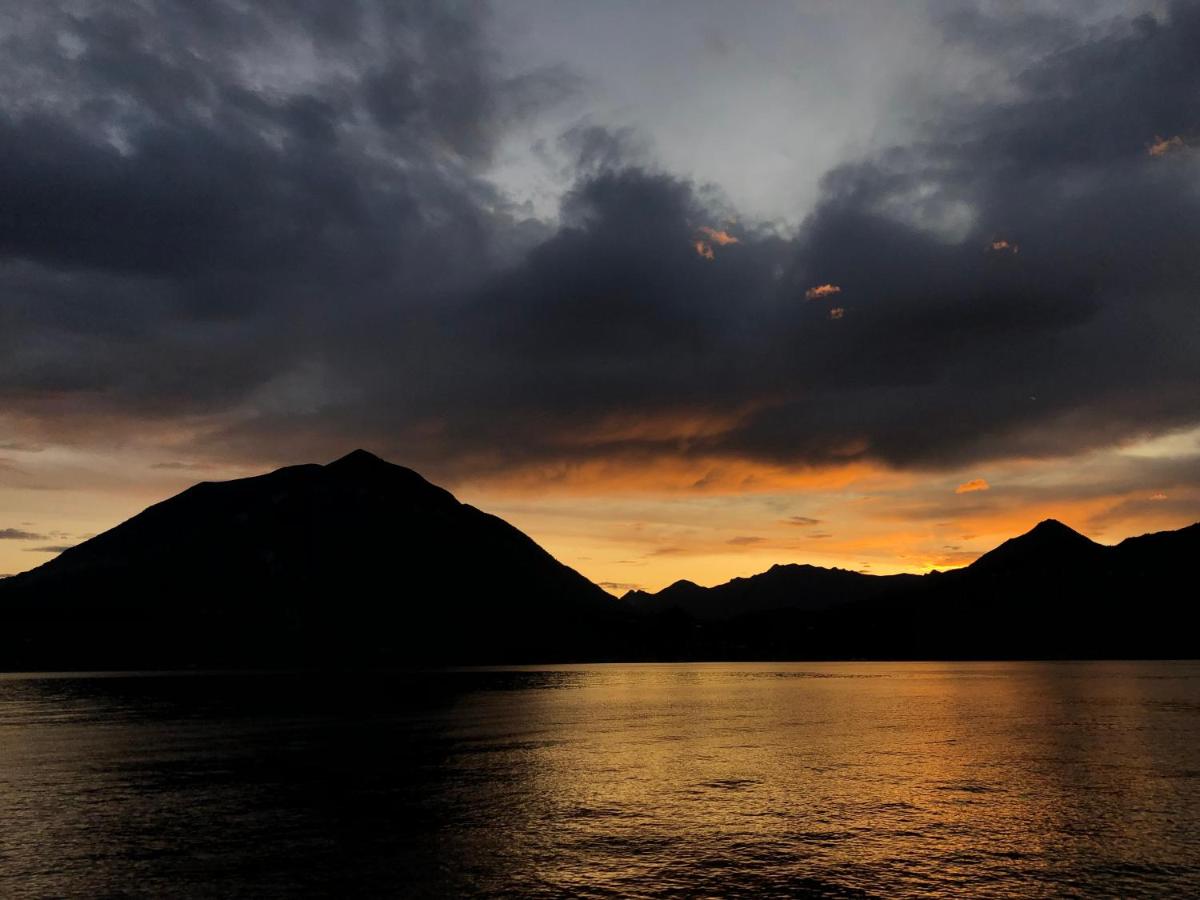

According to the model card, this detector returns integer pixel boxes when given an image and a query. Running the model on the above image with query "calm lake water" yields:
[1,662,1198,898]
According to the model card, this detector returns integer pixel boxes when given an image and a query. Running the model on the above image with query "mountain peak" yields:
[328,448,387,468]
[1015,519,1098,550]
[322,449,461,509]
[968,517,1101,573]
[1028,518,1077,536]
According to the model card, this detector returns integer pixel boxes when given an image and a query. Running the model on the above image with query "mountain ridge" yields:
[1,453,1196,665]
[613,515,1198,658]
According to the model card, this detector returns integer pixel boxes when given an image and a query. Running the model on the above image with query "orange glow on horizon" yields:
[470,445,1200,594]
[4,428,1200,597]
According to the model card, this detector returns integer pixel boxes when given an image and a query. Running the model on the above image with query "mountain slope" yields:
[0,450,623,667]
[1115,521,1200,570]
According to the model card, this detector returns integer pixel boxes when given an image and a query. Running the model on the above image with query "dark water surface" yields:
[2,662,1199,898]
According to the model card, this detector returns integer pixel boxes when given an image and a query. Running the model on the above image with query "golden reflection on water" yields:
[439,662,1200,898]
[0,663,1197,898]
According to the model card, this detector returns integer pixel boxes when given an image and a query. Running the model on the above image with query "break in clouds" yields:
[1,1,1198,482]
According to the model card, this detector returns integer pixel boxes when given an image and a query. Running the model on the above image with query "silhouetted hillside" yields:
[0,450,627,668]
[1113,521,1200,570]
[623,564,921,620]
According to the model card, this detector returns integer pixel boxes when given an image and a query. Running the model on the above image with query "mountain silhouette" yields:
[965,518,1107,575]
[0,450,625,667]
[623,565,922,620]
[1,456,1196,666]
[624,518,1199,659]
[1111,521,1200,570]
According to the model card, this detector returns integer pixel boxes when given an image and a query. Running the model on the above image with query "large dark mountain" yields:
[0,450,627,668]
[626,519,1200,659]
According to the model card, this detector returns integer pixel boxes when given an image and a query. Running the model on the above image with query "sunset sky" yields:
[2,0,1198,592]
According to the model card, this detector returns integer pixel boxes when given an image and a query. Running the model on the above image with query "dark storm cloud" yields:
[422,0,1200,474]
[0,0,563,422]
[2,2,1200,482]
[714,1,1200,469]
[555,123,649,176]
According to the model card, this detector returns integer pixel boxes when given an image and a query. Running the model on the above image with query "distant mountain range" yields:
[627,517,1199,659]
[623,566,923,620]
[1,451,1196,667]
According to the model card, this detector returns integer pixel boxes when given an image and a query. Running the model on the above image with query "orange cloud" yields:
[828,307,845,320]
[696,226,738,246]
[805,283,841,300]
[467,453,886,497]
[988,239,1019,254]
[693,226,738,260]
[1147,135,1185,157]
[955,478,990,494]
[1150,491,1168,501]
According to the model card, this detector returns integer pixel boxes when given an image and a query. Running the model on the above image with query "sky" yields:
[1,0,1199,592]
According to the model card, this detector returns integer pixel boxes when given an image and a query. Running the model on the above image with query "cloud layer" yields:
[2,1,1199,492]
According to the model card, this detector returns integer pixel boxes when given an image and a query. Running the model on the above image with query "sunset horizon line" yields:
[4,447,1194,596]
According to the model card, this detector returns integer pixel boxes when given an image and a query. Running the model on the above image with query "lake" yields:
[1,662,1198,898]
